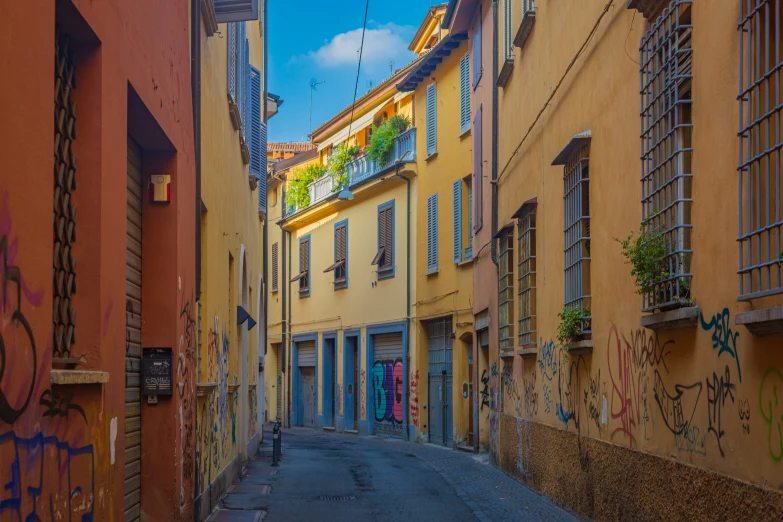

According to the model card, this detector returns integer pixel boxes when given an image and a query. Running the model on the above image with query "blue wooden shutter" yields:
[467,184,473,258]
[214,0,259,23]
[460,54,471,133]
[453,180,462,264]
[250,65,262,176]
[427,194,438,273]
[473,105,483,232]
[239,24,248,140]
[227,23,237,102]
[258,122,267,215]
[426,83,437,156]
[472,8,482,88]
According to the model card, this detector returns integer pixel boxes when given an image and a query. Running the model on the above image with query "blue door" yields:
[344,337,356,431]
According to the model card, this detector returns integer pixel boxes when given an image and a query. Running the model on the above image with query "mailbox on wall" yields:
[142,347,173,396]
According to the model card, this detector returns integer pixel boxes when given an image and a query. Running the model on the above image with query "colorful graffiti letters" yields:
[759,367,783,462]
[700,308,742,383]
[372,360,403,425]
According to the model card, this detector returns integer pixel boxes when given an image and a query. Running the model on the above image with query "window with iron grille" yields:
[563,145,591,330]
[517,206,536,346]
[373,201,395,278]
[271,242,279,292]
[640,0,693,310]
[325,221,348,289]
[503,0,513,60]
[738,0,783,299]
[498,228,514,351]
[291,236,310,296]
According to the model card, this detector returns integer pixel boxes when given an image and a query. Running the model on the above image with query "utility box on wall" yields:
[142,347,173,396]
[149,174,171,203]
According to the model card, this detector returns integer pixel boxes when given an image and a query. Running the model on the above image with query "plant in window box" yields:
[367,115,411,164]
[327,143,361,191]
[557,305,591,356]
[616,217,693,310]
[287,163,326,210]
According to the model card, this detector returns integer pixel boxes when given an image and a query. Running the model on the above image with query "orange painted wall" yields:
[0,0,195,520]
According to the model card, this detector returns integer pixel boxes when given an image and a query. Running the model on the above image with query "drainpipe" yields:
[394,164,411,441]
[286,227,292,428]
[262,0,269,413]
[190,0,202,514]
[279,192,287,429]
[490,0,499,268]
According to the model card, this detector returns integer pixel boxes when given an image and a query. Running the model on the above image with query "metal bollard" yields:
[272,421,280,467]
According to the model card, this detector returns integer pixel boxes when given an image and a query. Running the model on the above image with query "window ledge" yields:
[426,269,439,277]
[271,288,279,294]
[500,348,515,359]
[736,306,783,336]
[425,152,438,162]
[228,384,240,393]
[51,369,109,385]
[459,127,471,139]
[641,306,700,331]
[197,382,218,397]
[497,57,514,88]
[240,139,251,165]
[200,0,218,36]
[457,258,473,267]
[378,269,395,281]
[518,346,538,358]
[323,426,336,432]
[513,10,536,50]
[228,100,242,131]
[568,340,593,356]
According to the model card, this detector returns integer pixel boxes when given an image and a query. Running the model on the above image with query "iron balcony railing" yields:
[348,127,417,186]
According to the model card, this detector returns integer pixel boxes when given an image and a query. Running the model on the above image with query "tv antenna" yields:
[309,78,326,134]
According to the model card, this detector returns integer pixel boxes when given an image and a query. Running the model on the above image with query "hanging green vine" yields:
[287,163,326,210]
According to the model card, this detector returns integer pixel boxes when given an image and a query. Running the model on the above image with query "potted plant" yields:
[327,143,360,190]
[556,305,591,354]
[287,163,326,211]
[367,114,411,164]
[616,217,692,310]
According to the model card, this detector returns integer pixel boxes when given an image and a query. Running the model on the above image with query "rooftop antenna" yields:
[309,78,326,134]
[389,60,394,74]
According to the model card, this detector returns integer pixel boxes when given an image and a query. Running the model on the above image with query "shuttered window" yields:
[427,193,439,273]
[498,229,514,351]
[227,23,237,103]
[517,206,536,346]
[249,65,262,177]
[459,53,471,133]
[473,105,483,232]
[373,202,395,278]
[214,0,259,23]
[503,0,513,60]
[291,236,310,296]
[466,182,473,260]
[257,121,267,215]
[271,242,278,292]
[239,24,248,141]
[426,82,437,156]
[453,181,462,264]
[472,7,482,88]
[325,221,348,289]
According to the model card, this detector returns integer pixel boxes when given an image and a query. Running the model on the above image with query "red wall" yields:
[0,0,195,520]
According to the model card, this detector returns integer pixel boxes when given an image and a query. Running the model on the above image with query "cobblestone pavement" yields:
[210,427,578,522]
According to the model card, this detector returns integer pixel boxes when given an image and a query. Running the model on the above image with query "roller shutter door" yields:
[372,333,404,438]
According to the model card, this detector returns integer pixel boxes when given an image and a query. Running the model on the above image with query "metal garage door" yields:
[428,318,453,446]
[276,343,283,420]
[372,333,404,438]
[125,137,143,522]
[298,341,316,427]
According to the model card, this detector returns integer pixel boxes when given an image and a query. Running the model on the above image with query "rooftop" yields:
[268,142,316,153]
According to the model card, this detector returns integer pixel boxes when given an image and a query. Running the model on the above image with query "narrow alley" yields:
[208,428,577,521]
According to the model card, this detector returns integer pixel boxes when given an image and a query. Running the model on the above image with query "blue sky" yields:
[267,0,436,143]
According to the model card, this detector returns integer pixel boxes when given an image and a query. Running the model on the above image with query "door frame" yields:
[364,321,408,439]
[319,331,338,429]
[291,332,318,427]
[342,329,361,432]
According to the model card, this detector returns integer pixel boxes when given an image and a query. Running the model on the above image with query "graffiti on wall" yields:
[739,398,751,434]
[700,308,742,382]
[706,365,736,457]
[760,367,783,462]
[523,370,538,418]
[360,369,366,418]
[410,370,419,428]
[249,390,258,440]
[480,369,490,410]
[178,292,197,509]
[372,360,403,433]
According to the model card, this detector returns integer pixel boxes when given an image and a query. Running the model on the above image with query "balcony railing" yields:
[286,127,417,216]
[348,127,416,186]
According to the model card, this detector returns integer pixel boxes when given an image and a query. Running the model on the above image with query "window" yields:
[472,7,482,88]
[426,82,437,156]
[271,242,278,293]
[459,53,471,133]
[515,1,536,50]
[227,22,249,136]
[503,0,513,60]
[427,194,439,273]
[640,0,692,310]
[466,182,473,259]
[290,236,310,296]
[373,201,395,278]
[738,0,783,299]
[453,181,463,264]
[325,221,348,289]
[562,143,591,331]
[517,205,536,346]
[473,105,483,232]
[498,228,514,351]
[249,66,263,177]
[214,0,259,23]
[453,179,473,263]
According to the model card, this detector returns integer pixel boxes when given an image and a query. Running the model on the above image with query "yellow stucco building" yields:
[194,8,268,518]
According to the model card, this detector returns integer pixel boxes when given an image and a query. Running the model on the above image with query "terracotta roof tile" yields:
[268,142,316,153]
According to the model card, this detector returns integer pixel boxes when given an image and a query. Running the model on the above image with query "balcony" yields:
[348,127,416,186]
[286,127,416,216]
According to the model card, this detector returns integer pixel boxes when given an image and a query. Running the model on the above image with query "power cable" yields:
[347,0,370,140]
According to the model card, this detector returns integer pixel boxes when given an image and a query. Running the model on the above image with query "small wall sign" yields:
[142,347,173,396]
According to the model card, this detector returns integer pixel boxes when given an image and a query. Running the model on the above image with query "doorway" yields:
[343,334,359,432]
[427,317,453,446]
[297,340,316,428]
[322,336,336,428]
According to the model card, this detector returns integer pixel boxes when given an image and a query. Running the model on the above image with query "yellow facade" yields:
[472,0,783,518]
[195,17,264,512]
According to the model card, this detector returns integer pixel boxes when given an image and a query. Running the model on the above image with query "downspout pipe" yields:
[261,0,269,411]
[490,0,499,268]
[190,0,202,515]
[393,164,411,441]
[280,187,289,428]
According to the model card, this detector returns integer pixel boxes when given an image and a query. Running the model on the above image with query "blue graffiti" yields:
[543,383,552,414]
[0,431,94,521]
[699,308,742,383]
[556,403,571,429]
[537,338,557,381]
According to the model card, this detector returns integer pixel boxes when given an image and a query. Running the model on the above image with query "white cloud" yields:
[308,23,414,70]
